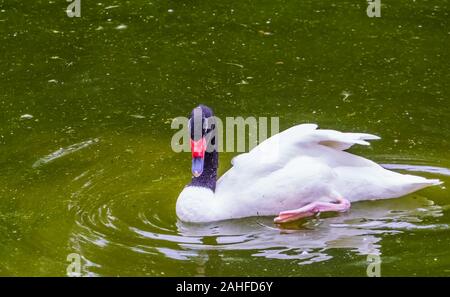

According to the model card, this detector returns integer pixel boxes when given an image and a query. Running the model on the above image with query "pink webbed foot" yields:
[274,196,350,223]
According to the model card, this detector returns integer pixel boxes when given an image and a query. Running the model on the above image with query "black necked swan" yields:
[176,105,442,223]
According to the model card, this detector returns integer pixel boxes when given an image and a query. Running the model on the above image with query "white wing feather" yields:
[229,124,380,170]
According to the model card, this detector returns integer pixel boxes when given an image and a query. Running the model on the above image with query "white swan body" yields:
[176,123,441,223]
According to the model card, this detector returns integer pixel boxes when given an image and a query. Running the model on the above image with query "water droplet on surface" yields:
[20,114,33,120]
[116,24,127,30]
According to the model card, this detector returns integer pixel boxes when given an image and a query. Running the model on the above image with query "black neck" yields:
[189,150,218,191]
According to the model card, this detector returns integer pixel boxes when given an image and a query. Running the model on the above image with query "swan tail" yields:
[410,177,443,187]
[397,174,443,195]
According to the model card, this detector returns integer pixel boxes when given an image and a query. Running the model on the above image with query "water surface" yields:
[0,0,449,276]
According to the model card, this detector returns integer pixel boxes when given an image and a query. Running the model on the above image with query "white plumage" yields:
[176,124,441,223]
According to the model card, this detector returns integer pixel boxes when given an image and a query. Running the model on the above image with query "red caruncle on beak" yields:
[190,137,206,158]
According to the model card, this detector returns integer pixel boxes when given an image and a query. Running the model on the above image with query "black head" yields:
[188,105,218,190]
[189,104,215,140]
[189,105,217,176]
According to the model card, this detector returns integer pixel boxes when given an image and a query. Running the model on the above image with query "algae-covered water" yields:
[0,0,449,276]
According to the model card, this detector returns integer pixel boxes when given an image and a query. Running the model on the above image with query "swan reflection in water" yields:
[163,195,446,265]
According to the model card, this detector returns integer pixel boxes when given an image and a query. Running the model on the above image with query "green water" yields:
[1,0,449,276]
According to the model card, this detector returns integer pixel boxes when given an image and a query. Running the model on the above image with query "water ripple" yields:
[66,160,449,274]
[32,138,99,168]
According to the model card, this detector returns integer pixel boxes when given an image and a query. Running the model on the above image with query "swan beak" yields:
[192,157,204,177]
[191,137,206,177]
